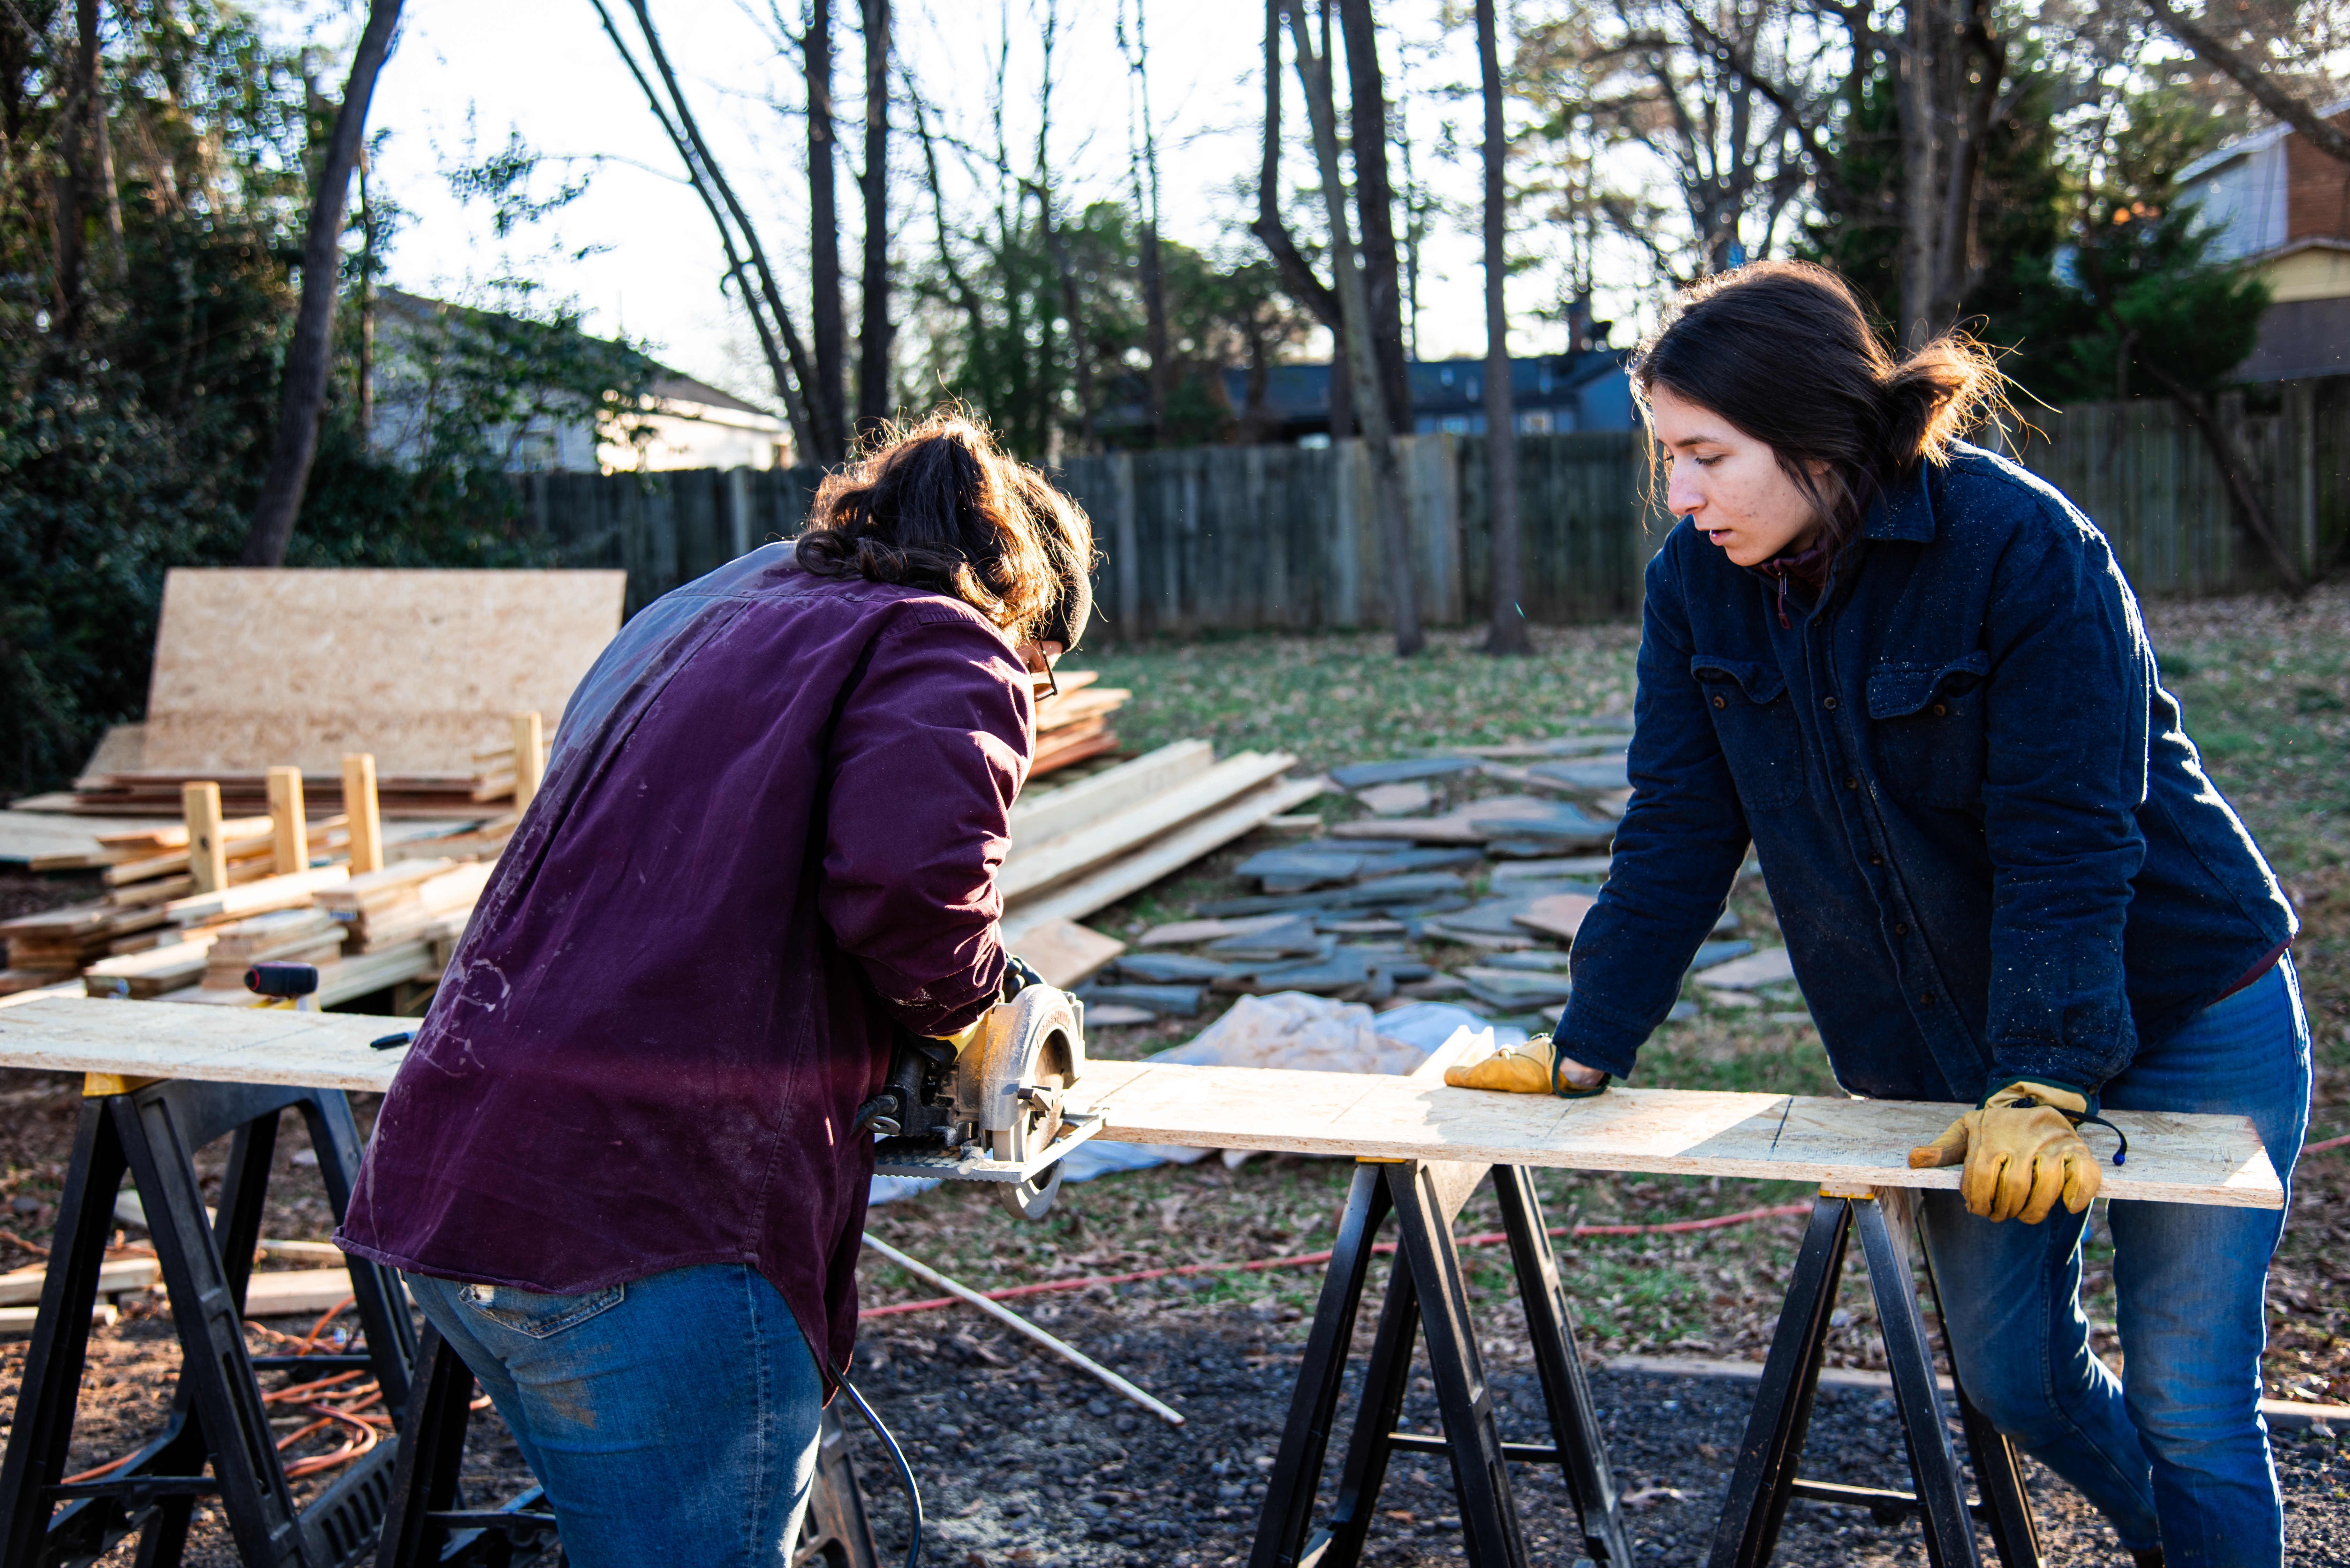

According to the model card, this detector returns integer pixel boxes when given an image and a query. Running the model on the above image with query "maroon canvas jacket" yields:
[337,547,1030,1386]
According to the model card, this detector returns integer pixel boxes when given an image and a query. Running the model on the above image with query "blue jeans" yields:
[1918,957,2310,1568]
[407,1264,826,1568]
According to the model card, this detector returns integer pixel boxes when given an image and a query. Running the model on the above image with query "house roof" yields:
[376,289,776,422]
[2176,99,2350,185]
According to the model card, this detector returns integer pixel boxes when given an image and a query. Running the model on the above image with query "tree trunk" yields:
[807,0,849,459]
[1477,0,1528,655]
[1289,3,1421,656]
[857,0,892,435]
[1899,0,2003,343]
[1139,220,1169,444]
[357,149,375,443]
[1338,0,1411,426]
[241,0,402,567]
[49,0,102,346]
[1249,0,1341,330]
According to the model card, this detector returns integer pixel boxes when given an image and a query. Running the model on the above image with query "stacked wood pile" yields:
[67,769,493,819]
[998,741,1328,957]
[315,862,492,953]
[196,910,347,989]
[1030,672,1130,777]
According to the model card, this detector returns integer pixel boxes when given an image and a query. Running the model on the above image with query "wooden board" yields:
[999,752,1298,902]
[1015,919,1126,989]
[138,569,625,776]
[1001,775,1329,943]
[0,1000,2283,1209]
[1009,741,1214,847]
[0,810,187,869]
[1073,1059,2281,1210]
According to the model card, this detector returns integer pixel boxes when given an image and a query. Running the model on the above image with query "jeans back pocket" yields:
[1692,655,1805,812]
[1867,652,1991,809]
[459,1281,627,1340]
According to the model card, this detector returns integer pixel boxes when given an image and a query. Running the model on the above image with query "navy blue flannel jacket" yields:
[1554,443,2296,1104]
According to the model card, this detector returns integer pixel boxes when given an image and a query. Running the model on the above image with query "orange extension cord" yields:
[860,1201,1817,1320]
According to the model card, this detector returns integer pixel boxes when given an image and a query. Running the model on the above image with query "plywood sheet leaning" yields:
[137,569,626,776]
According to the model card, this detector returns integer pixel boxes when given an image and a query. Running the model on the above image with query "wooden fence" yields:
[517,377,2350,629]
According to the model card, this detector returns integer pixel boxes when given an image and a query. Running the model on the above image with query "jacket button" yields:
[1932,702,1948,717]
[1895,923,1909,935]
[1870,855,1884,866]
[1845,775,1858,790]
[1823,695,1838,710]
[1712,695,1727,710]
[1918,992,1934,1006]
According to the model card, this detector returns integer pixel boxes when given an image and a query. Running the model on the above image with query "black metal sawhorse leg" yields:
[0,1074,418,1568]
[1250,1160,1632,1568]
[373,1325,880,1567]
[1706,1186,2044,1568]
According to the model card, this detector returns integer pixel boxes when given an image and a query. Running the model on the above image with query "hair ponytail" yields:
[1631,260,2013,552]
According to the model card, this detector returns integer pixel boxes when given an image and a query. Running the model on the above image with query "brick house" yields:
[2177,102,2350,381]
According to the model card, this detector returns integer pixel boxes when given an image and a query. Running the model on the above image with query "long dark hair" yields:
[1630,260,2009,550]
[796,409,1095,644]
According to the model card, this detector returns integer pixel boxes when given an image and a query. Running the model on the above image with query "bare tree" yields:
[1118,0,1172,445]
[857,0,891,433]
[1478,0,1529,656]
[1338,0,1411,426]
[1288,1,1421,655]
[593,0,820,459]
[1028,0,1098,452]
[2143,0,2350,165]
[805,0,851,456]
[241,0,403,567]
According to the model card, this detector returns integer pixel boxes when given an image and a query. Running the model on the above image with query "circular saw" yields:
[861,980,1105,1220]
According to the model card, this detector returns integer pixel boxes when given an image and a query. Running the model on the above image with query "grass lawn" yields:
[862,585,2350,1405]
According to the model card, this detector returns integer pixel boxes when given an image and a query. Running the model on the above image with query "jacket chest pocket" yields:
[1867,652,1990,809]
[1692,656,1805,812]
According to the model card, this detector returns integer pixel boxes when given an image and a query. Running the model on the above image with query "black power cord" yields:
[834,1372,923,1568]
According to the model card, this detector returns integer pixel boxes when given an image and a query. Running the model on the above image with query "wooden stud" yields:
[512,712,545,815]
[266,767,306,876]
[182,781,227,894]
[342,753,384,874]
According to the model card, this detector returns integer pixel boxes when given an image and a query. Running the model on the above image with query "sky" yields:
[334,0,1656,409]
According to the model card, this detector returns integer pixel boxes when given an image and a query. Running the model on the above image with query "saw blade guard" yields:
[956,983,1087,1161]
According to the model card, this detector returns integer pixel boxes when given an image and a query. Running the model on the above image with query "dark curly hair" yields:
[795,409,1095,645]
[1631,260,2012,551]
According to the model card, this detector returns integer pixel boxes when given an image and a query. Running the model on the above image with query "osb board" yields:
[0,997,404,1092]
[140,569,626,775]
[75,723,148,782]
[1073,1060,2283,1210]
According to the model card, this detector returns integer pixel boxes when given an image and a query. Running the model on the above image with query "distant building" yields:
[2176,103,2350,381]
[1214,350,1636,446]
[370,290,789,474]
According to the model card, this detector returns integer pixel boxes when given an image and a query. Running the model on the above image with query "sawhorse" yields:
[372,1325,881,1567]
[1708,1186,2043,1568]
[0,1074,418,1567]
[1250,1158,1632,1568]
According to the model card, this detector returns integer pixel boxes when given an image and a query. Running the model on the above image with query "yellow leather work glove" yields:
[1908,1080,2104,1223]
[1443,1034,1610,1099]
[928,1015,987,1056]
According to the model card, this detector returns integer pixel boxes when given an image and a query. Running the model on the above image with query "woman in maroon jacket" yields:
[339,413,1092,1565]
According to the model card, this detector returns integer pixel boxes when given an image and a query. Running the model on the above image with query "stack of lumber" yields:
[83,938,218,999]
[315,861,491,953]
[96,814,345,892]
[55,567,622,817]
[0,903,172,992]
[196,910,346,990]
[70,770,489,819]
[1030,671,1129,777]
[999,741,1328,945]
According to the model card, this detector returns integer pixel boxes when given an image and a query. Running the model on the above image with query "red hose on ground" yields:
[859,1202,1812,1321]
[2305,1132,2349,1156]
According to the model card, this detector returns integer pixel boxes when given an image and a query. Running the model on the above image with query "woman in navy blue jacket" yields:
[1448,261,2306,1568]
